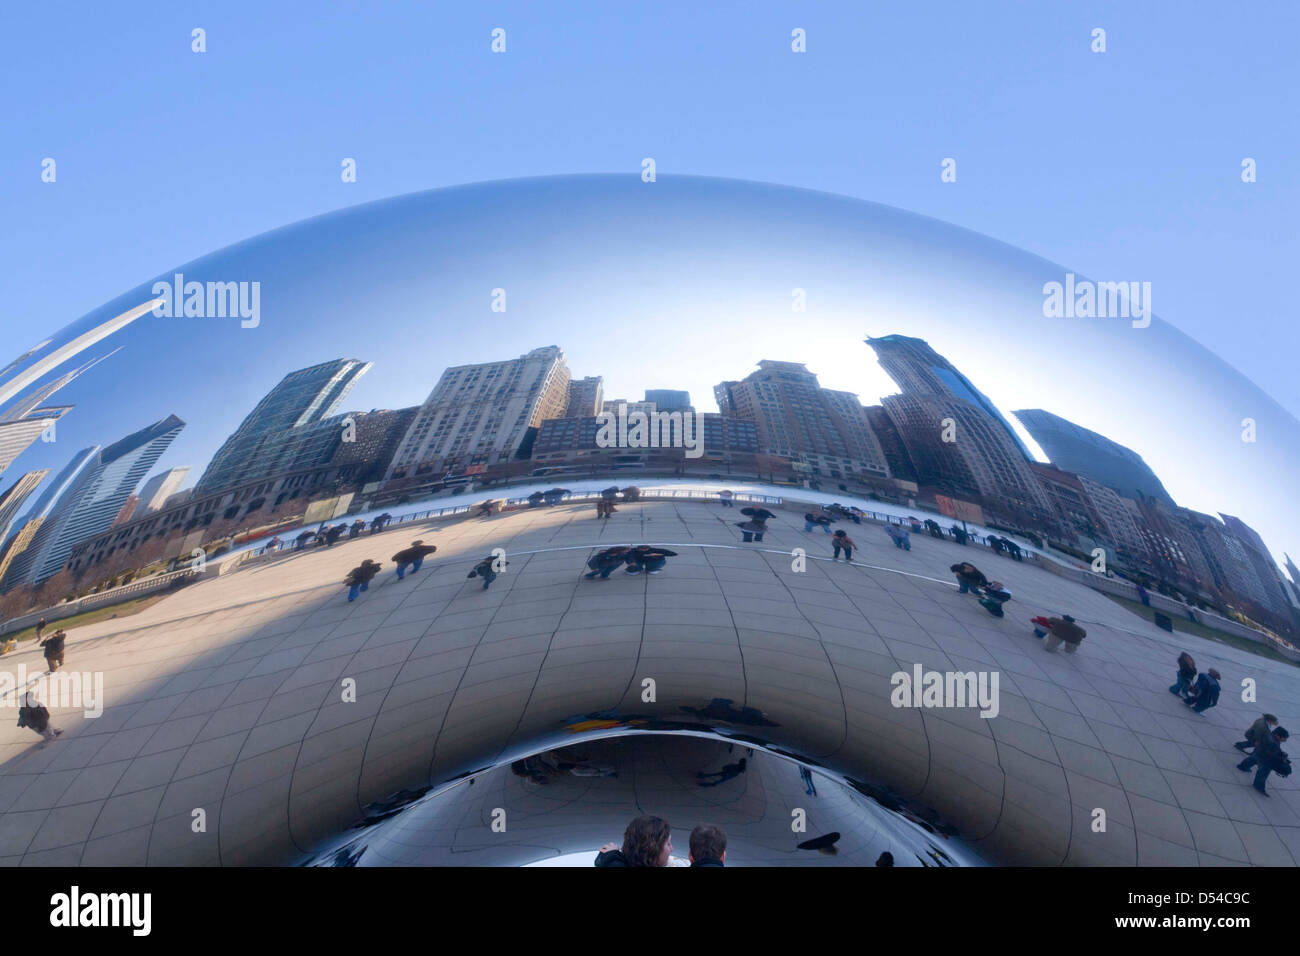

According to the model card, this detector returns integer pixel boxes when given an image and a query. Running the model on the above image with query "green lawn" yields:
[2,592,170,646]
[1103,592,1298,667]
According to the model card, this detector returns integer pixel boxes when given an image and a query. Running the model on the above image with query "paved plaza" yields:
[1,498,1298,866]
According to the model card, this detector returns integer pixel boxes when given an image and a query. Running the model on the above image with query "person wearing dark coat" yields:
[1185,669,1221,713]
[349,519,366,539]
[804,512,834,534]
[527,491,545,508]
[35,618,46,640]
[392,540,437,579]
[1169,651,1197,699]
[1235,714,1280,753]
[468,555,506,589]
[625,546,677,575]
[542,487,569,506]
[978,582,1012,618]
[950,563,988,595]
[925,519,944,539]
[688,824,726,867]
[737,506,775,543]
[1237,727,1291,795]
[323,523,347,547]
[344,560,382,601]
[17,691,62,746]
[1033,615,1087,653]
[40,629,67,672]
[585,547,631,580]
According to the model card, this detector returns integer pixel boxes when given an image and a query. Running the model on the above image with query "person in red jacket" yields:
[831,529,857,562]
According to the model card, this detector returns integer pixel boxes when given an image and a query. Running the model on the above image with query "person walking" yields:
[323,523,347,547]
[585,547,631,580]
[527,490,545,508]
[17,691,62,747]
[831,529,856,562]
[625,545,677,575]
[1033,615,1087,653]
[344,560,382,602]
[392,540,437,579]
[1185,668,1221,713]
[884,524,911,550]
[718,489,734,508]
[1235,714,1279,753]
[1237,727,1291,795]
[40,629,67,672]
[468,555,506,590]
[35,618,46,640]
[1169,652,1197,699]
[950,562,988,595]
[804,511,834,534]
[737,506,775,543]
[349,518,366,539]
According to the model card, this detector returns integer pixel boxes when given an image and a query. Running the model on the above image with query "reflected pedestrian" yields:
[40,628,67,672]
[585,546,631,580]
[17,691,62,747]
[1235,714,1279,753]
[344,559,382,602]
[625,545,676,575]
[1237,727,1290,795]
[392,540,437,579]
[1169,651,1197,699]
[831,529,856,562]
[468,554,506,589]
[1185,668,1221,713]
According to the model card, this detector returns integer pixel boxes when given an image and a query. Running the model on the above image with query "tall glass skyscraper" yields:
[21,415,184,585]
[195,359,371,493]
[1012,407,1175,506]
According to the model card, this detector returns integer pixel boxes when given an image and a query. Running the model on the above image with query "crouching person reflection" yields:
[468,555,506,589]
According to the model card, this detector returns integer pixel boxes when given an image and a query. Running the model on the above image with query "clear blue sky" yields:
[2,1,1297,560]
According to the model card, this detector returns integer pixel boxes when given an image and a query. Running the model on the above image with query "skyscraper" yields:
[1219,514,1291,616]
[196,359,371,493]
[644,389,692,412]
[0,445,99,591]
[0,469,49,547]
[866,336,1052,518]
[23,415,184,586]
[867,335,1034,459]
[1012,407,1174,506]
[386,346,570,479]
[566,376,604,418]
[715,360,889,480]
[135,466,192,517]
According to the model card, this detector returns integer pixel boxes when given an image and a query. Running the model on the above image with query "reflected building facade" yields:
[715,360,889,481]
[387,346,570,480]
[867,336,1052,520]
[196,359,371,494]
[1013,407,1175,506]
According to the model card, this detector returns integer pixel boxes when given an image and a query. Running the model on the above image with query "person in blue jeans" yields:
[804,512,833,533]
[392,540,438,579]
[468,555,506,589]
[1169,651,1197,698]
[1184,668,1221,713]
[344,560,382,602]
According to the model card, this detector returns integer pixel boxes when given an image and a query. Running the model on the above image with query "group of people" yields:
[986,535,1024,561]
[1169,651,1220,713]
[950,561,1087,652]
[584,545,680,579]
[1233,714,1291,795]
[595,816,727,867]
[341,539,440,601]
